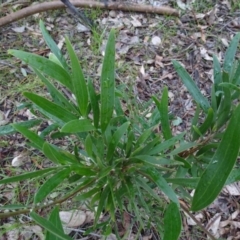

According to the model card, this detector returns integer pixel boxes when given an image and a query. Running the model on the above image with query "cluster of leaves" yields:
[0,20,240,239]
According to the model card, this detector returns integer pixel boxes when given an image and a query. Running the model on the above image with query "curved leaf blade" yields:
[192,104,240,211]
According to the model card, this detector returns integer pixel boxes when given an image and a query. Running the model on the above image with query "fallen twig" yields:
[0,0,179,27]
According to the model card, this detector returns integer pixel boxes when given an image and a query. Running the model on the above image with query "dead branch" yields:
[0,0,179,27]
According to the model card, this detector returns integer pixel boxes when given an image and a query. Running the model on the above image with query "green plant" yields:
[1,20,240,239]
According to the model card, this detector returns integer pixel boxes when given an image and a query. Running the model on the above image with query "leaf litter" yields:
[0,0,240,239]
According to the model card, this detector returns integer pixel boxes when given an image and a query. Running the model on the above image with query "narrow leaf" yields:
[163,202,182,240]
[65,37,88,116]
[12,124,45,151]
[46,206,65,240]
[192,104,240,211]
[24,92,78,124]
[0,168,56,184]
[0,119,41,136]
[30,212,71,240]
[223,33,240,73]
[39,20,69,71]
[8,50,72,90]
[34,167,71,203]
[153,87,172,140]
[172,60,210,113]
[61,119,95,133]
[34,68,78,114]
[100,29,115,132]
[106,121,130,162]
[88,79,100,128]
[144,168,179,205]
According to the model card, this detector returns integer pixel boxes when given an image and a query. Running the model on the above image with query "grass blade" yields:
[192,104,240,211]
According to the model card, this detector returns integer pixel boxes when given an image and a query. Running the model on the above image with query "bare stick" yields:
[0,0,179,27]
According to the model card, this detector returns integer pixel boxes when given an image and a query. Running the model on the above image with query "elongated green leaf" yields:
[126,130,135,157]
[46,206,65,240]
[95,185,110,225]
[34,167,71,203]
[39,20,69,71]
[172,60,210,113]
[134,127,154,150]
[223,33,240,73]
[219,82,240,92]
[213,55,222,86]
[43,142,76,165]
[100,29,115,133]
[169,142,197,156]
[65,37,88,116]
[232,61,240,84]
[12,124,45,151]
[153,88,172,140]
[148,133,184,155]
[30,212,71,240]
[88,79,100,128]
[34,68,78,114]
[0,168,56,184]
[192,104,240,211]
[106,121,130,162]
[0,119,41,136]
[8,50,72,90]
[163,202,182,240]
[61,119,95,133]
[215,87,231,129]
[24,92,78,124]
[75,187,100,201]
[166,178,199,188]
[71,164,95,176]
[192,108,214,140]
[144,168,179,205]
[225,168,240,185]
